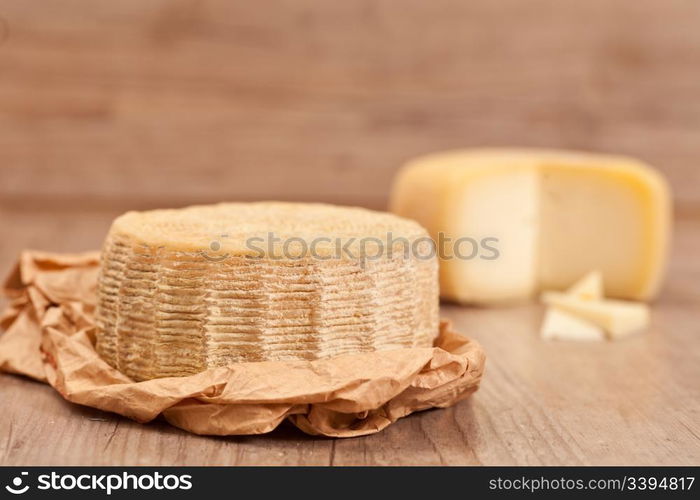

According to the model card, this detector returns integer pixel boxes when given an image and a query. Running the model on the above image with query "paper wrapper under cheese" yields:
[0,251,486,438]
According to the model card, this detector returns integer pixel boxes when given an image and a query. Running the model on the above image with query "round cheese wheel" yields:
[95,202,439,381]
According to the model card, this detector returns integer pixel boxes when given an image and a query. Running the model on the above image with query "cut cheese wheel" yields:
[567,271,603,301]
[542,291,649,339]
[389,149,671,304]
[540,308,605,341]
[95,202,439,381]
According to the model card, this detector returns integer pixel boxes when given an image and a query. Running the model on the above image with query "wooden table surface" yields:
[1,0,699,465]
[0,212,698,466]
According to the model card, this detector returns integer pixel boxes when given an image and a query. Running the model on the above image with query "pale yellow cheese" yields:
[540,308,605,341]
[540,271,606,341]
[389,149,671,304]
[566,270,603,301]
[542,291,650,339]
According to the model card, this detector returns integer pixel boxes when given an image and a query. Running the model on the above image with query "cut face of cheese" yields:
[95,202,439,381]
[540,308,606,341]
[542,291,650,339]
[450,166,540,303]
[389,149,671,304]
[567,271,603,301]
[538,163,668,299]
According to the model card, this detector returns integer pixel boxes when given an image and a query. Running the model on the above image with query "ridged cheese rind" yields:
[95,202,439,381]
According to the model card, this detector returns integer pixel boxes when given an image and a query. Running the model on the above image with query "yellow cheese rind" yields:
[540,308,605,341]
[542,292,650,339]
[96,202,440,381]
[389,149,671,304]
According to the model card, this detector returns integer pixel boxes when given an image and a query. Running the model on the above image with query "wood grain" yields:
[0,0,699,212]
[0,211,698,465]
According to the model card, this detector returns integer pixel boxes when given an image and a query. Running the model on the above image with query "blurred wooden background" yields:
[0,0,699,220]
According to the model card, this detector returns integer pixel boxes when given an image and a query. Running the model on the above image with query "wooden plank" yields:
[0,211,698,465]
[0,0,699,212]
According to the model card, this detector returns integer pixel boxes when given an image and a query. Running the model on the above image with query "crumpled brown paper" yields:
[0,251,486,437]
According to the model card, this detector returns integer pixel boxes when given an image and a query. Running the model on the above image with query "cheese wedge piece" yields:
[542,292,650,339]
[389,149,671,304]
[567,271,603,301]
[95,202,439,381]
[540,308,605,341]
